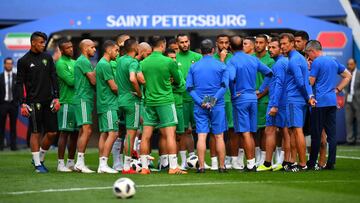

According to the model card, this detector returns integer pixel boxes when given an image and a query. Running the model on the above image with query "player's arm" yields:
[107,79,118,94]
[49,57,59,99]
[129,61,142,97]
[169,60,181,86]
[335,60,351,93]
[227,61,236,98]
[16,58,27,104]
[103,64,117,94]
[86,72,96,86]
[186,67,202,106]
[136,63,146,84]
[271,62,286,107]
[56,62,75,86]
[214,66,229,100]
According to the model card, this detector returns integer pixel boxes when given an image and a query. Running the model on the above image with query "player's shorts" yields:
[286,103,307,128]
[183,101,195,129]
[194,105,227,135]
[98,109,119,133]
[176,106,185,134]
[266,105,287,128]
[143,103,177,128]
[225,102,234,128]
[75,99,93,126]
[29,101,58,133]
[118,103,140,130]
[233,102,257,133]
[57,103,77,131]
[257,103,268,128]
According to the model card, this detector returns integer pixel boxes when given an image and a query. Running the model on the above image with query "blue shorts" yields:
[266,106,287,128]
[233,102,257,133]
[286,103,307,128]
[194,105,227,135]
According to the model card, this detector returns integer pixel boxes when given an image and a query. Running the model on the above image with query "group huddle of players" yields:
[17,30,351,174]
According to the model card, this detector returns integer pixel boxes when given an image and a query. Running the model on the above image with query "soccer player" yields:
[136,42,152,61]
[254,34,275,167]
[139,36,186,175]
[294,31,309,55]
[256,37,290,172]
[306,40,351,170]
[55,39,78,172]
[73,39,96,173]
[187,39,229,173]
[279,33,316,172]
[115,38,142,174]
[228,36,272,171]
[213,34,242,170]
[16,31,60,173]
[243,37,255,55]
[176,33,202,169]
[96,40,120,174]
[168,38,180,53]
[116,34,130,56]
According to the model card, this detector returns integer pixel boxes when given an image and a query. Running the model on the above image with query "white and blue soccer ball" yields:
[187,155,199,169]
[130,158,142,173]
[113,178,136,199]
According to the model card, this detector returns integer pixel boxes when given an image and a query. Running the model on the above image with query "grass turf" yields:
[0,145,360,203]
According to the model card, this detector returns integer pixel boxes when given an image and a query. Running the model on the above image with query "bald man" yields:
[73,39,97,173]
[136,42,152,61]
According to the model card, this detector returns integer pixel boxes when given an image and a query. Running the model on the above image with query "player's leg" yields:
[184,102,195,157]
[197,132,208,171]
[282,127,291,168]
[257,125,276,172]
[308,107,323,168]
[194,106,209,172]
[159,129,169,170]
[323,106,337,169]
[66,131,78,170]
[211,105,227,172]
[209,134,218,169]
[318,130,327,168]
[57,104,73,172]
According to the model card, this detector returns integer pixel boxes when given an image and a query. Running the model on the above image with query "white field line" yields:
[2,180,360,196]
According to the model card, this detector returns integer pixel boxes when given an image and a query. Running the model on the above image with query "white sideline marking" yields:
[3,180,359,196]
[337,155,360,160]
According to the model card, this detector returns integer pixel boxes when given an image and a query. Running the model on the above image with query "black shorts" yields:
[29,101,58,133]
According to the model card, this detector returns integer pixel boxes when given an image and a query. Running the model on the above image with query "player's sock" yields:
[275,147,281,162]
[259,151,266,166]
[188,152,195,157]
[278,151,284,165]
[112,138,121,167]
[58,159,65,167]
[123,156,131,171]
[238,148,244,165]
[264,161,271,167]
[39,147,47,162]
[76,152,85,166]
[255,147,261,163]
[32,152,41,166]
[247,158,255,169]
[140,155,149,169]
[168,154,178,170]
[133,137,139,151]
[211,156,218,167]
[225,156,231,164]
[160,154,169,166]
[179,150,187,166]
[99,156,108,167]
[66,159,74,166]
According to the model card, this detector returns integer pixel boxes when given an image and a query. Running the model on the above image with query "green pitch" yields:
[1,146,360,203]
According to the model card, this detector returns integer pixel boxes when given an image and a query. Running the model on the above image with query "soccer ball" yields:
[113,178,136,199]
[187,155,199,169]
[130,158,142,172]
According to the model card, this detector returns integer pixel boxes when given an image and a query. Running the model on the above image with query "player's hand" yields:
[20,104,31,117]
[50,99,60,112]
[201,102,211,109]
[220,49,228,62]
[336,94,345,109]
[308,97,317,107]
[268,107,278,116]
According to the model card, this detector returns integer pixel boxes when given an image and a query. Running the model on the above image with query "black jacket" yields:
[0,72,19,105]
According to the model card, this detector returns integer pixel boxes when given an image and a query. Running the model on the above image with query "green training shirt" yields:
[176,50,202,102]
[214,52,233,102]
[172,68,186,107]
[116,54,141,106]
[253,52,275,104]
[140,51,181,106]
[74,54,94,104]
[96,57,118,114]
[56,55,76,104]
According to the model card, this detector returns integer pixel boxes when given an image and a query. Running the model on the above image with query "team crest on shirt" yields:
[177,62,182,66]
[36,103,41,110]
[42,59,48,66]
[191,60,195,64]
[30,63,35,68]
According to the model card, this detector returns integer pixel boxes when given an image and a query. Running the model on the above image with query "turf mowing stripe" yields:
[3,180,360,196]
[336,155,360,160]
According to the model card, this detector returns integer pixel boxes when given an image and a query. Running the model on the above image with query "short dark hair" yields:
[164,48,176,56]
[244,36,255,43]
[216,34,230,41]
[102,40,117,52]
[176,33,189,42]
[279,33,295,42]
[57,38,71,50]
[124,37,137,53]
[3,57,12,64]
[294,31,309,41]
[256,34,268,41]
[168,38,177,45]
[270,37,280,47]
[230,36,243,51]
[200,39,214,54]
[30,31,47,42]
[150,36,166,48]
